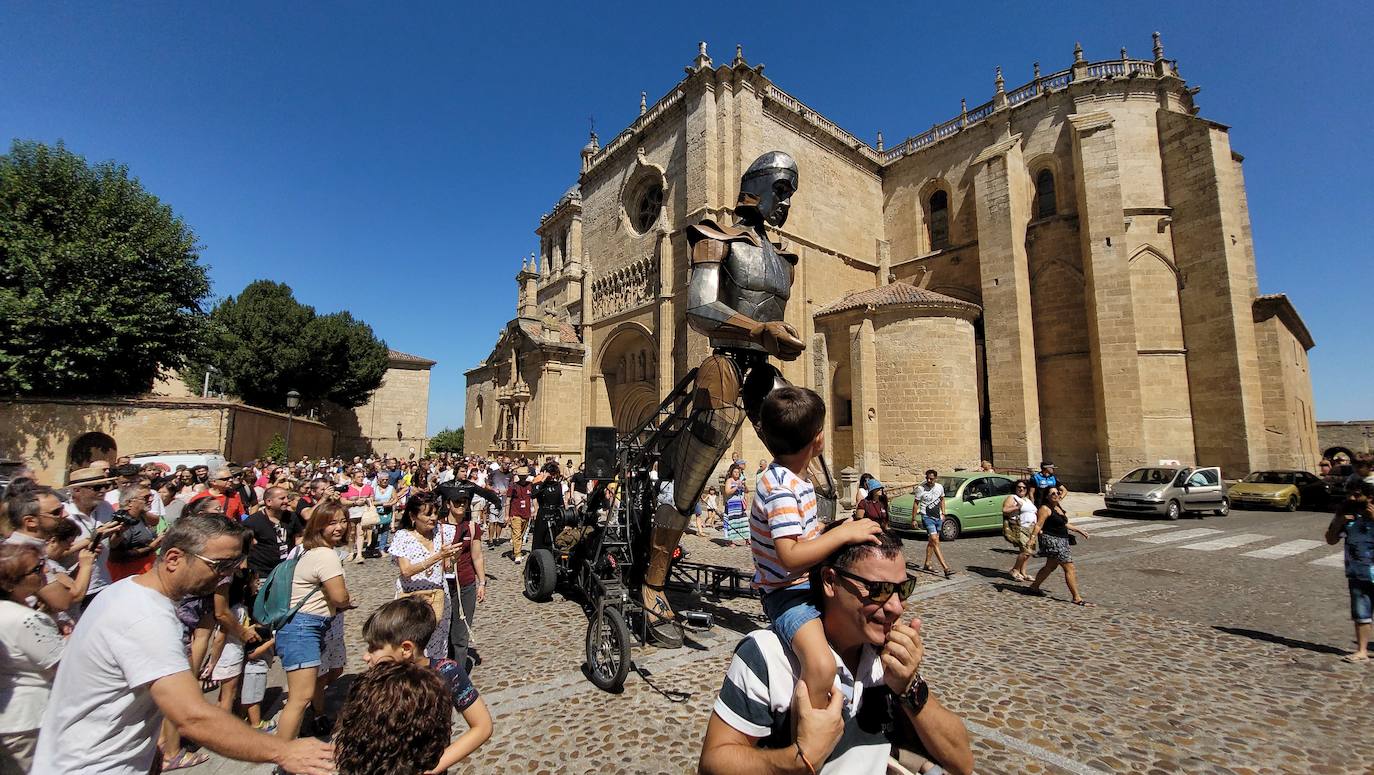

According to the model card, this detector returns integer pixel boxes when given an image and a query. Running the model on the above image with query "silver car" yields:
[1104,466,1229,520]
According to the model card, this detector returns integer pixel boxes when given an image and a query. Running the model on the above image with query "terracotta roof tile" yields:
[388,349,436,367]
[813,282,981,318]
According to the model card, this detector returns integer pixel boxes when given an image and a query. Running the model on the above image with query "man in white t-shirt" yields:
[32,514,333,775]
[914,469,954,578]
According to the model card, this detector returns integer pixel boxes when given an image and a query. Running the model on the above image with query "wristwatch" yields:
[896,674,929,715]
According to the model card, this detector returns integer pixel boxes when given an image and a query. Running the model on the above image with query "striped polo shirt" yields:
[751,462,820,592]
[712,629,891,773]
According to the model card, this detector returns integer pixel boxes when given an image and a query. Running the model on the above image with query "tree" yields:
[0,140,211,395]
[428,428,464,454]
[263,433,286,462]
[189,280,388,411]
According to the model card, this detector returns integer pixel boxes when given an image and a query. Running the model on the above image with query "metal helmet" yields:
[736,151,799,227]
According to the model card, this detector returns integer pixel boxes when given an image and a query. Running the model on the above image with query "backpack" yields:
[252,553,321,631]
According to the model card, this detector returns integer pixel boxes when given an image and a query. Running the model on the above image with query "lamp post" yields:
[285,390,301,461]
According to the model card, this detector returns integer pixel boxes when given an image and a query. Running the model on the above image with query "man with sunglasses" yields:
[700,532,973,775]
[32,514,334,775]
[188,466,247,521]
[4,488,96,616]
[63,467,122,609]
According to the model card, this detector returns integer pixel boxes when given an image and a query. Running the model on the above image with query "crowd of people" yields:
[0,435,984,775]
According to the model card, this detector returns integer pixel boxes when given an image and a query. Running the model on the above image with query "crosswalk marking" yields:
[1241,539,1326,559]
[1179,533,1271,551]
[1071,516,1114,526]
[1090,523,1176,538]
[1310,552,1345,567]
[1134,528,1222,544]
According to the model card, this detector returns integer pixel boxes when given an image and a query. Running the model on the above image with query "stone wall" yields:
[872,314,981,479]
[337,363,432,459]
[1318,421,1374,461]
[0,397,333,485]
[1254,303,1319,470]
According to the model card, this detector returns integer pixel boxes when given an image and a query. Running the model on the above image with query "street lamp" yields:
[285,390,301,461]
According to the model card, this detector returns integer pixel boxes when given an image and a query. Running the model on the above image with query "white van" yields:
[129,450,229,473]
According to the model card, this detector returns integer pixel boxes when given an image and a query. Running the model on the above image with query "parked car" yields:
[1228,470,1328,511]
[129,450,228,474]
[888,471,1018,541]
[1104,466,1229,519]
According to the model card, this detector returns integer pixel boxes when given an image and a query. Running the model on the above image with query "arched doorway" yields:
[598,325,659,434]
[68,432,117,471]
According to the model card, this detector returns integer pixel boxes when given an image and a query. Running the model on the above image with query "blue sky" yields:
[3,2,1370,432]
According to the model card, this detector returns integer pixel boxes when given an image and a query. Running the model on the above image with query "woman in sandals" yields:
[1001,480,1039,581]
[1026,486,1094,606]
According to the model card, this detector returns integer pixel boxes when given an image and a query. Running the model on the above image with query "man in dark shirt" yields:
[244,486,295,579]
[569,463,590,507]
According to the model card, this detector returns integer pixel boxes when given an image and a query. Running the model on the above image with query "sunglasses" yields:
[25,562,45,579]
[831,567,918,605]
[42,505,66,517]
[189,552,244,575]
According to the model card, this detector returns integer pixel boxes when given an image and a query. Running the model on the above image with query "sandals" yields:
[162,750,210,771]
[1342,652,1370,663]
[1072,599,1096,607]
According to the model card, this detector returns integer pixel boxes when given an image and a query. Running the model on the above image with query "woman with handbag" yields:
[1026,486,1094,606]
[1002,480,1039,581]
[275,500,354,741]
[388,495,461,660]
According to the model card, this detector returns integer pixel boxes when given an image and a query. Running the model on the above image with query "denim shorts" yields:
[274,611,334,671]
[1349,578,1374,624]
[922,515,943,537]
[762,585,820,647]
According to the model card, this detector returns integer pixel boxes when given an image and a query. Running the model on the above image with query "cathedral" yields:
[464,35,1318,489]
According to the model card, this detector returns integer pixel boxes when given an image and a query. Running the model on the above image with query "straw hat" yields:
[68,467,117,487]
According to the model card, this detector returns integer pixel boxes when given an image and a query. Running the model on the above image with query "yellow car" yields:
[1228,470,1329,511]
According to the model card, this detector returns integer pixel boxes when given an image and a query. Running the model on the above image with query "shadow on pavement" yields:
[1213,626,1347,656]
[963,565,1018,581]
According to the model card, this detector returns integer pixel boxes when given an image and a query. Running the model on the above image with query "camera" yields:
[109,509,139,528]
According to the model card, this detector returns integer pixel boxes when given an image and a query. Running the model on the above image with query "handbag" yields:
[398,587,445,624]
[1001,515,1019,545]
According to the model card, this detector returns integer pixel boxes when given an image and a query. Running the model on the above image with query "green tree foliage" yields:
[0,140,211,395]
[192,280,388,411]
[263,433,286,462]
[428,428,464,454]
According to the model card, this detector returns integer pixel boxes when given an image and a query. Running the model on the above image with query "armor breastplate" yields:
[714,240,792,351]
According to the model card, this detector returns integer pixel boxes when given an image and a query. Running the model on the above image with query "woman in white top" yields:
[1002,479,1040,581]
[388,495,462,660]
[0,545,65,773]
[274,501,353,742]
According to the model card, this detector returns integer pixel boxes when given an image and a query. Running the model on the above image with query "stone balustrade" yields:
[881,57,1175,162]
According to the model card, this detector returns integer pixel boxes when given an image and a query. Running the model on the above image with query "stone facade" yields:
[0,397,334,485]
[466,36,1317,487]
[331,349,435,459]
[1318,420,1374,463]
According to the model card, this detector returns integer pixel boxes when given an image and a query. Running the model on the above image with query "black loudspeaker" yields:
[585,426,618,480]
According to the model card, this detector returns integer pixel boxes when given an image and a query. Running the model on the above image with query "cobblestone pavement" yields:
[200,502,1373,774]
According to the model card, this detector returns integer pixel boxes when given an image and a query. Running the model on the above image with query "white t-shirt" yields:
[1012,494,1038,527]
[914,483,945,515]
[0,600,64,733]
[33,578,189,774]
[65,501,114,593]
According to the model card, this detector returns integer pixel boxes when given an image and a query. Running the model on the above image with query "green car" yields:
[889,472,1019,541]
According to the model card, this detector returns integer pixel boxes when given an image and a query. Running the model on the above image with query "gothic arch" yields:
[1029,257,1084,289]
[1127,245,1181,286]
[597,323,659,433]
